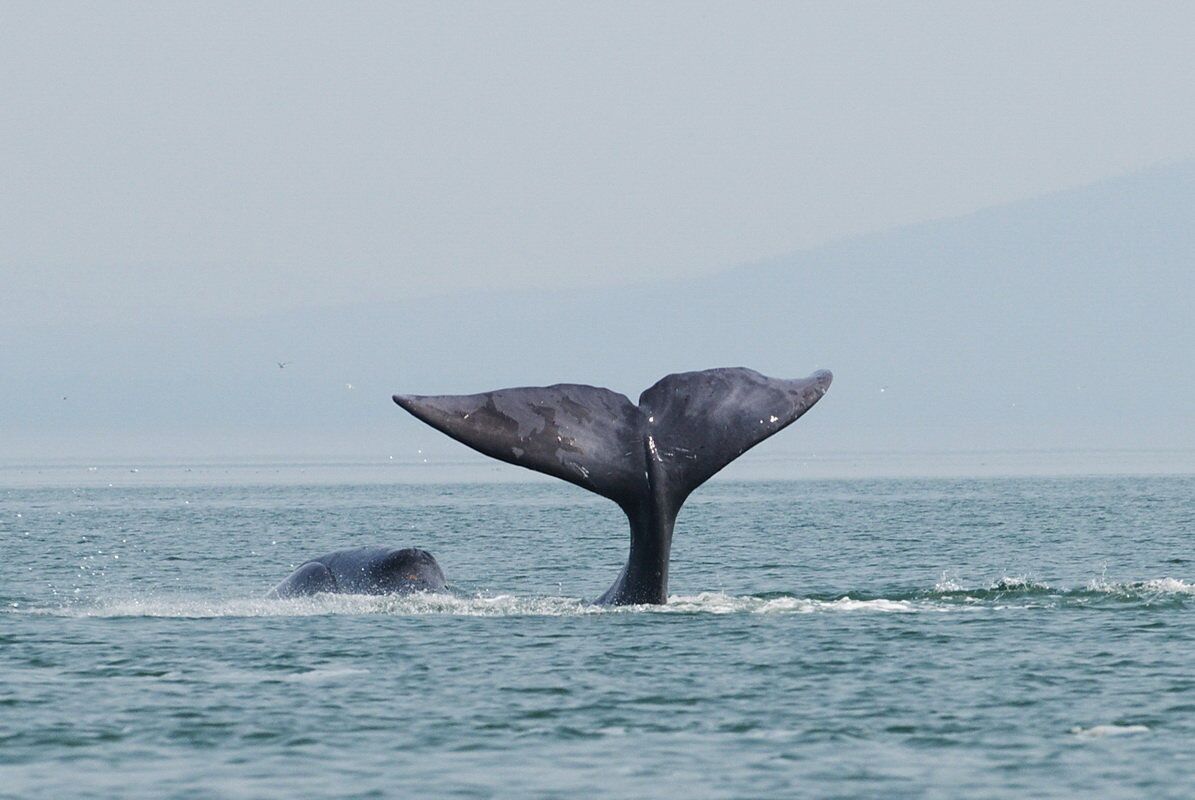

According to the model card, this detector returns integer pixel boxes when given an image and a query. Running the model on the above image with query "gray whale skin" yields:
[269,546,446,599]
[393,366,832,606]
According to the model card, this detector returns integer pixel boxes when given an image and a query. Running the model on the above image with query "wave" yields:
[925,574,1195,604]
[1086,577,1195,596]
[7,576,1190,619]
[280,667,371,683]
[10,592,936,619]
[662,593,930,615]
[1070,724,1151,738]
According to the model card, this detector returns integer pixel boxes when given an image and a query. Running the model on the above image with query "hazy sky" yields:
[4,1,1195,328]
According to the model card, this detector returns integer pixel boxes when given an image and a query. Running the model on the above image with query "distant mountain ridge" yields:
[5,161,1193,459]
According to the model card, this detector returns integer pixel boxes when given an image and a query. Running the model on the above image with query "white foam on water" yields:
[986,575,1050,591]
[1070,724,1151,738]
[1086,577,1195,597]
[281,667,371,683]
[17,575,1189,619]
[662,593,925,615]
[10,589,987,619]
[933,572,963,592]
[927,574,1195,604]
[16,593,597,619]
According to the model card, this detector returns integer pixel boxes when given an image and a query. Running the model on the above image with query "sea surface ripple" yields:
[2,471,1193,799]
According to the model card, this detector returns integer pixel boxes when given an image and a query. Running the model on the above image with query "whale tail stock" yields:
[393,367,832,605]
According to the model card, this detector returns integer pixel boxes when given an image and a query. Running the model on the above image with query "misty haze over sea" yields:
[4,162,1192,476]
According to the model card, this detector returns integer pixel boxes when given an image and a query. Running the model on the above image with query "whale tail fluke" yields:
[393,367,831,510]
[394,367,832,604]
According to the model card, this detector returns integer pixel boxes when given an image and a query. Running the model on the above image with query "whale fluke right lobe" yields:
[638,367,832,503]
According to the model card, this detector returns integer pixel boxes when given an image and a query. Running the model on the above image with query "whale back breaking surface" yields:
[268,546,447,598]
[394,367,832,604]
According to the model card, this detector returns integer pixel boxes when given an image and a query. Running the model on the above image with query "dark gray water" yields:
[2,471,1193,798]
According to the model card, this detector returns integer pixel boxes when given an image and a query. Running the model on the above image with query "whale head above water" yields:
[268,546,447,598]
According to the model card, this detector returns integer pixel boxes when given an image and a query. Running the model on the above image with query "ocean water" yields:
[2,467,1193,799]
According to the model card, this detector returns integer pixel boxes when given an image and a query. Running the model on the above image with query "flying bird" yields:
[277,361,290,369]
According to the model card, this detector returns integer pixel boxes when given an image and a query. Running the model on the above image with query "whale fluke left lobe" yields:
[393,386,648,505]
